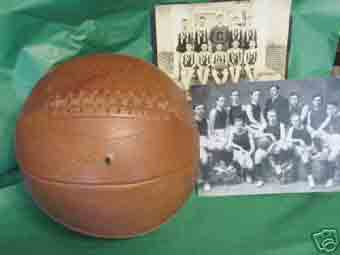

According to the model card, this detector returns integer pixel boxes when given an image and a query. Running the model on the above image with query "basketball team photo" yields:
[192,78,340,196]
[154,0,292,97]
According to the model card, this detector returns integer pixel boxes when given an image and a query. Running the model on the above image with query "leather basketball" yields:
[15,54,199,238]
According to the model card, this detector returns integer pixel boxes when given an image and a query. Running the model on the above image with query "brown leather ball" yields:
[15,54,199,238]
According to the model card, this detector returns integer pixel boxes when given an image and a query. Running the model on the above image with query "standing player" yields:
[196,43,211,85]
[209,13,230,51]
[180,43,196,93]
[228,40,243,83]
[194,16,209,52]
[229,15,243,48]
[209,96,228,139]
[228,89,247,126]
[288,92,309,125]
[245,89,265,135]
[175,18,193,81]
[228,116,255,183]
[211,43,229,85]
[243,15,258,49]
[194,104,211,191]
[195,104,209,137]
[243,40,259,81]
[264,84,290,125]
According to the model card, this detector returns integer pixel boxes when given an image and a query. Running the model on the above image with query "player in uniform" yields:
[243,40,259,81]
[229,15,243,48]
[245,89,265,187]
[306,94,327,138]
[194,104,211,191]
[264,85,290,125]
[268,142,296,184]
[263,110,296,183]
[317,102,340,188]
[195,104,209,137]
[180,43,196,93]
[287,113,313,184]
[175,18,193,81]
[209,13,230,51]
[209,96,228,139]
[263,109,286,142]
[228,89,247,126]
[254,109,287,185]
[228,40,243,83]
[196,43,211,85]
[243,15,258,49]
[209,141,240,188]
[194,16,209,52]
[228,116,255,183]
[211,43,229,85]
[245,89,265,136]
[288,92,309,125]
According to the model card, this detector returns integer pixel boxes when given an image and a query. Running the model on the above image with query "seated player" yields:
[306,94,327,138]
[209,141,241,188]
[253,136,273,187]
[180,43,196,93]
[211,43,229,85]
[286,113,313,180]
[317,101,340,187]
[268,142,296,184]
[307,100,340,188]
[243,40,259,81]
[228,117,255,183]
[262,109,286,143]
[245,89,265,137]
[196,43,211,85]
[228,40,243,83]
[209,96,228,139]
[309,137,330,188]
[254,109,287,184]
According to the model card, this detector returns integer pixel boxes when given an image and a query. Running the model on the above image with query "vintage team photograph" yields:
[154,0,292,97]
[192,78,340,196]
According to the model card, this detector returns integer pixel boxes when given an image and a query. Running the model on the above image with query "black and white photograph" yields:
[154,0,292,96]
[192,78,340,196]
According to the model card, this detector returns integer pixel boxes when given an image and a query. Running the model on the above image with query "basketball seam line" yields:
[22,162,195,187]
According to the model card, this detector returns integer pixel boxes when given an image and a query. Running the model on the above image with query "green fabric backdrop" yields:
[1,0,340,254]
